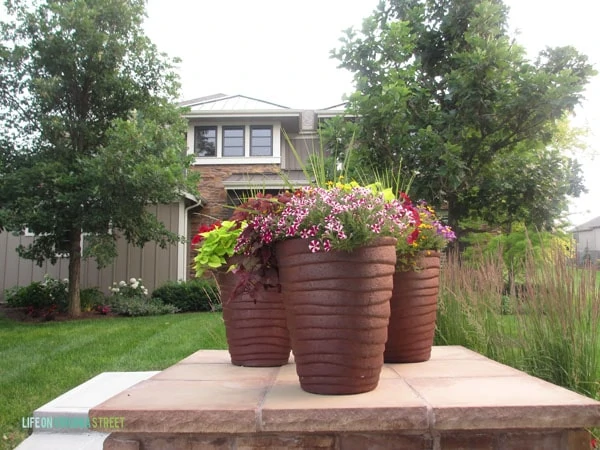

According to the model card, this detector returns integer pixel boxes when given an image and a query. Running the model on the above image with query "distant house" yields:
[0,94,345,298]
[181,93,345,267]
[572,216,600,265]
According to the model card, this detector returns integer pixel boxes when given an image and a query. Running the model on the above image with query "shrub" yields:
[108,277,148,298]
[105,277,179,317]
[108,296,179,317]
[152,278,220,312]
[5,275,69,313]
[80,287,106,312]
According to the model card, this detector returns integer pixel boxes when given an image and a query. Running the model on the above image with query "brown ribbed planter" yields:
[384,252,441,363]
[276,237,396,395]
[216,272,291,367]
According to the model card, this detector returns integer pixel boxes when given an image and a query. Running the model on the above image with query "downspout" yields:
[180,196,204,281]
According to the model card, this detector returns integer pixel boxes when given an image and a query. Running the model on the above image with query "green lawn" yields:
[0,312,227,450]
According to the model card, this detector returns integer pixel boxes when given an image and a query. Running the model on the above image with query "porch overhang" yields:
[222,171,311,191]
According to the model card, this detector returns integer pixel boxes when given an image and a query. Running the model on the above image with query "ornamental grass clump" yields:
[235,185,415,254]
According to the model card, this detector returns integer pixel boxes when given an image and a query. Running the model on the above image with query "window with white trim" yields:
[191,123,279,164]
[250,126,273,156]
[23,228,71,258]
[194,126,217,157]
[222,126,245,157]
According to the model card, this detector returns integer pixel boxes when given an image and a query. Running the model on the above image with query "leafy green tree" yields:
[0,0,198,316]
[332,0,595,237]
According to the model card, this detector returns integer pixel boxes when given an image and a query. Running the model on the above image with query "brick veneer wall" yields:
[187,164,280,278]
[104,429,592,450]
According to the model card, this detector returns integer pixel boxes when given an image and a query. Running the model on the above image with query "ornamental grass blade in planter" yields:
[276,237,396,395]
[384,252,441,363]
[216,272,291,367]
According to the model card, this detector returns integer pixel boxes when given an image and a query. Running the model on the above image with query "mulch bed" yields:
[0,304,117,323]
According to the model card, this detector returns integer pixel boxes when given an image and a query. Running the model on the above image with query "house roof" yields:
[572,216,600,232]
[180,94,348,120]
[319,101,348,111]
[180,94,290,112]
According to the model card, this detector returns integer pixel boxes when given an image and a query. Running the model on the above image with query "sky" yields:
[143,0,597,227]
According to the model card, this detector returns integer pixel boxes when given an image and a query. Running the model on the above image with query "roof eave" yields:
[183,110,303,119]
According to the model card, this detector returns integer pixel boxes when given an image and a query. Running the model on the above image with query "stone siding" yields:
[188,164,280,278]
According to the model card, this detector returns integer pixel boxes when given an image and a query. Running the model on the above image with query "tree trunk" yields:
[68,227,82,317]
[446,196,461,253]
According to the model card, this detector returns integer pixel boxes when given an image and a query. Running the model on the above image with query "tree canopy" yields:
[332,0,595,236]
[0,0,198,315]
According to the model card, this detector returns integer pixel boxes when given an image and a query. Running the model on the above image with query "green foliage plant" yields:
[5,275,69,315]
[152,279,220,312]
[192,220,245,277]
[79,287,106,312]
[109,297,179,317]
[514,242,600,399]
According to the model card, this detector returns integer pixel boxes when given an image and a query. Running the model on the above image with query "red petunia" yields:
[191,221,222,248]
[407,228,420,245]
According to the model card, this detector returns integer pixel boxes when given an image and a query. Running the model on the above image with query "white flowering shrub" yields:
[106,277,179,316]
[108,277,149,299]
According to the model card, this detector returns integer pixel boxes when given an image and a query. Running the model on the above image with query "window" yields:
[190,123,281,163]
[194,126,217,157]
[222,127,245,157]
[23,228,71,258]
[250,126,273,156]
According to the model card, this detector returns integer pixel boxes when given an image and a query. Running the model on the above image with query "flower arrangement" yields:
[235,184,415,255]
[191,193,291,295]
[395,193,456,271]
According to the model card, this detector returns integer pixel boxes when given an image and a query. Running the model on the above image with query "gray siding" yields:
[574,226,600,264]
[0,203,182,301]
[280,133,320,171]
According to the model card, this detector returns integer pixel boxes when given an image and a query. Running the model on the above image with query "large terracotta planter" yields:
[276,237,396,395]
[384,252,441,363]
[216,272,291,367]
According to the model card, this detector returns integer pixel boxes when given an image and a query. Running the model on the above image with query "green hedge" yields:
[5,277,69,312]
[152,279,220,312]
[108,296,179,317]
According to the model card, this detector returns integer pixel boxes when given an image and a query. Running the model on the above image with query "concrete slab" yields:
[14,432,109,450]
[15,371,158,450]
[33,371,158,433]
